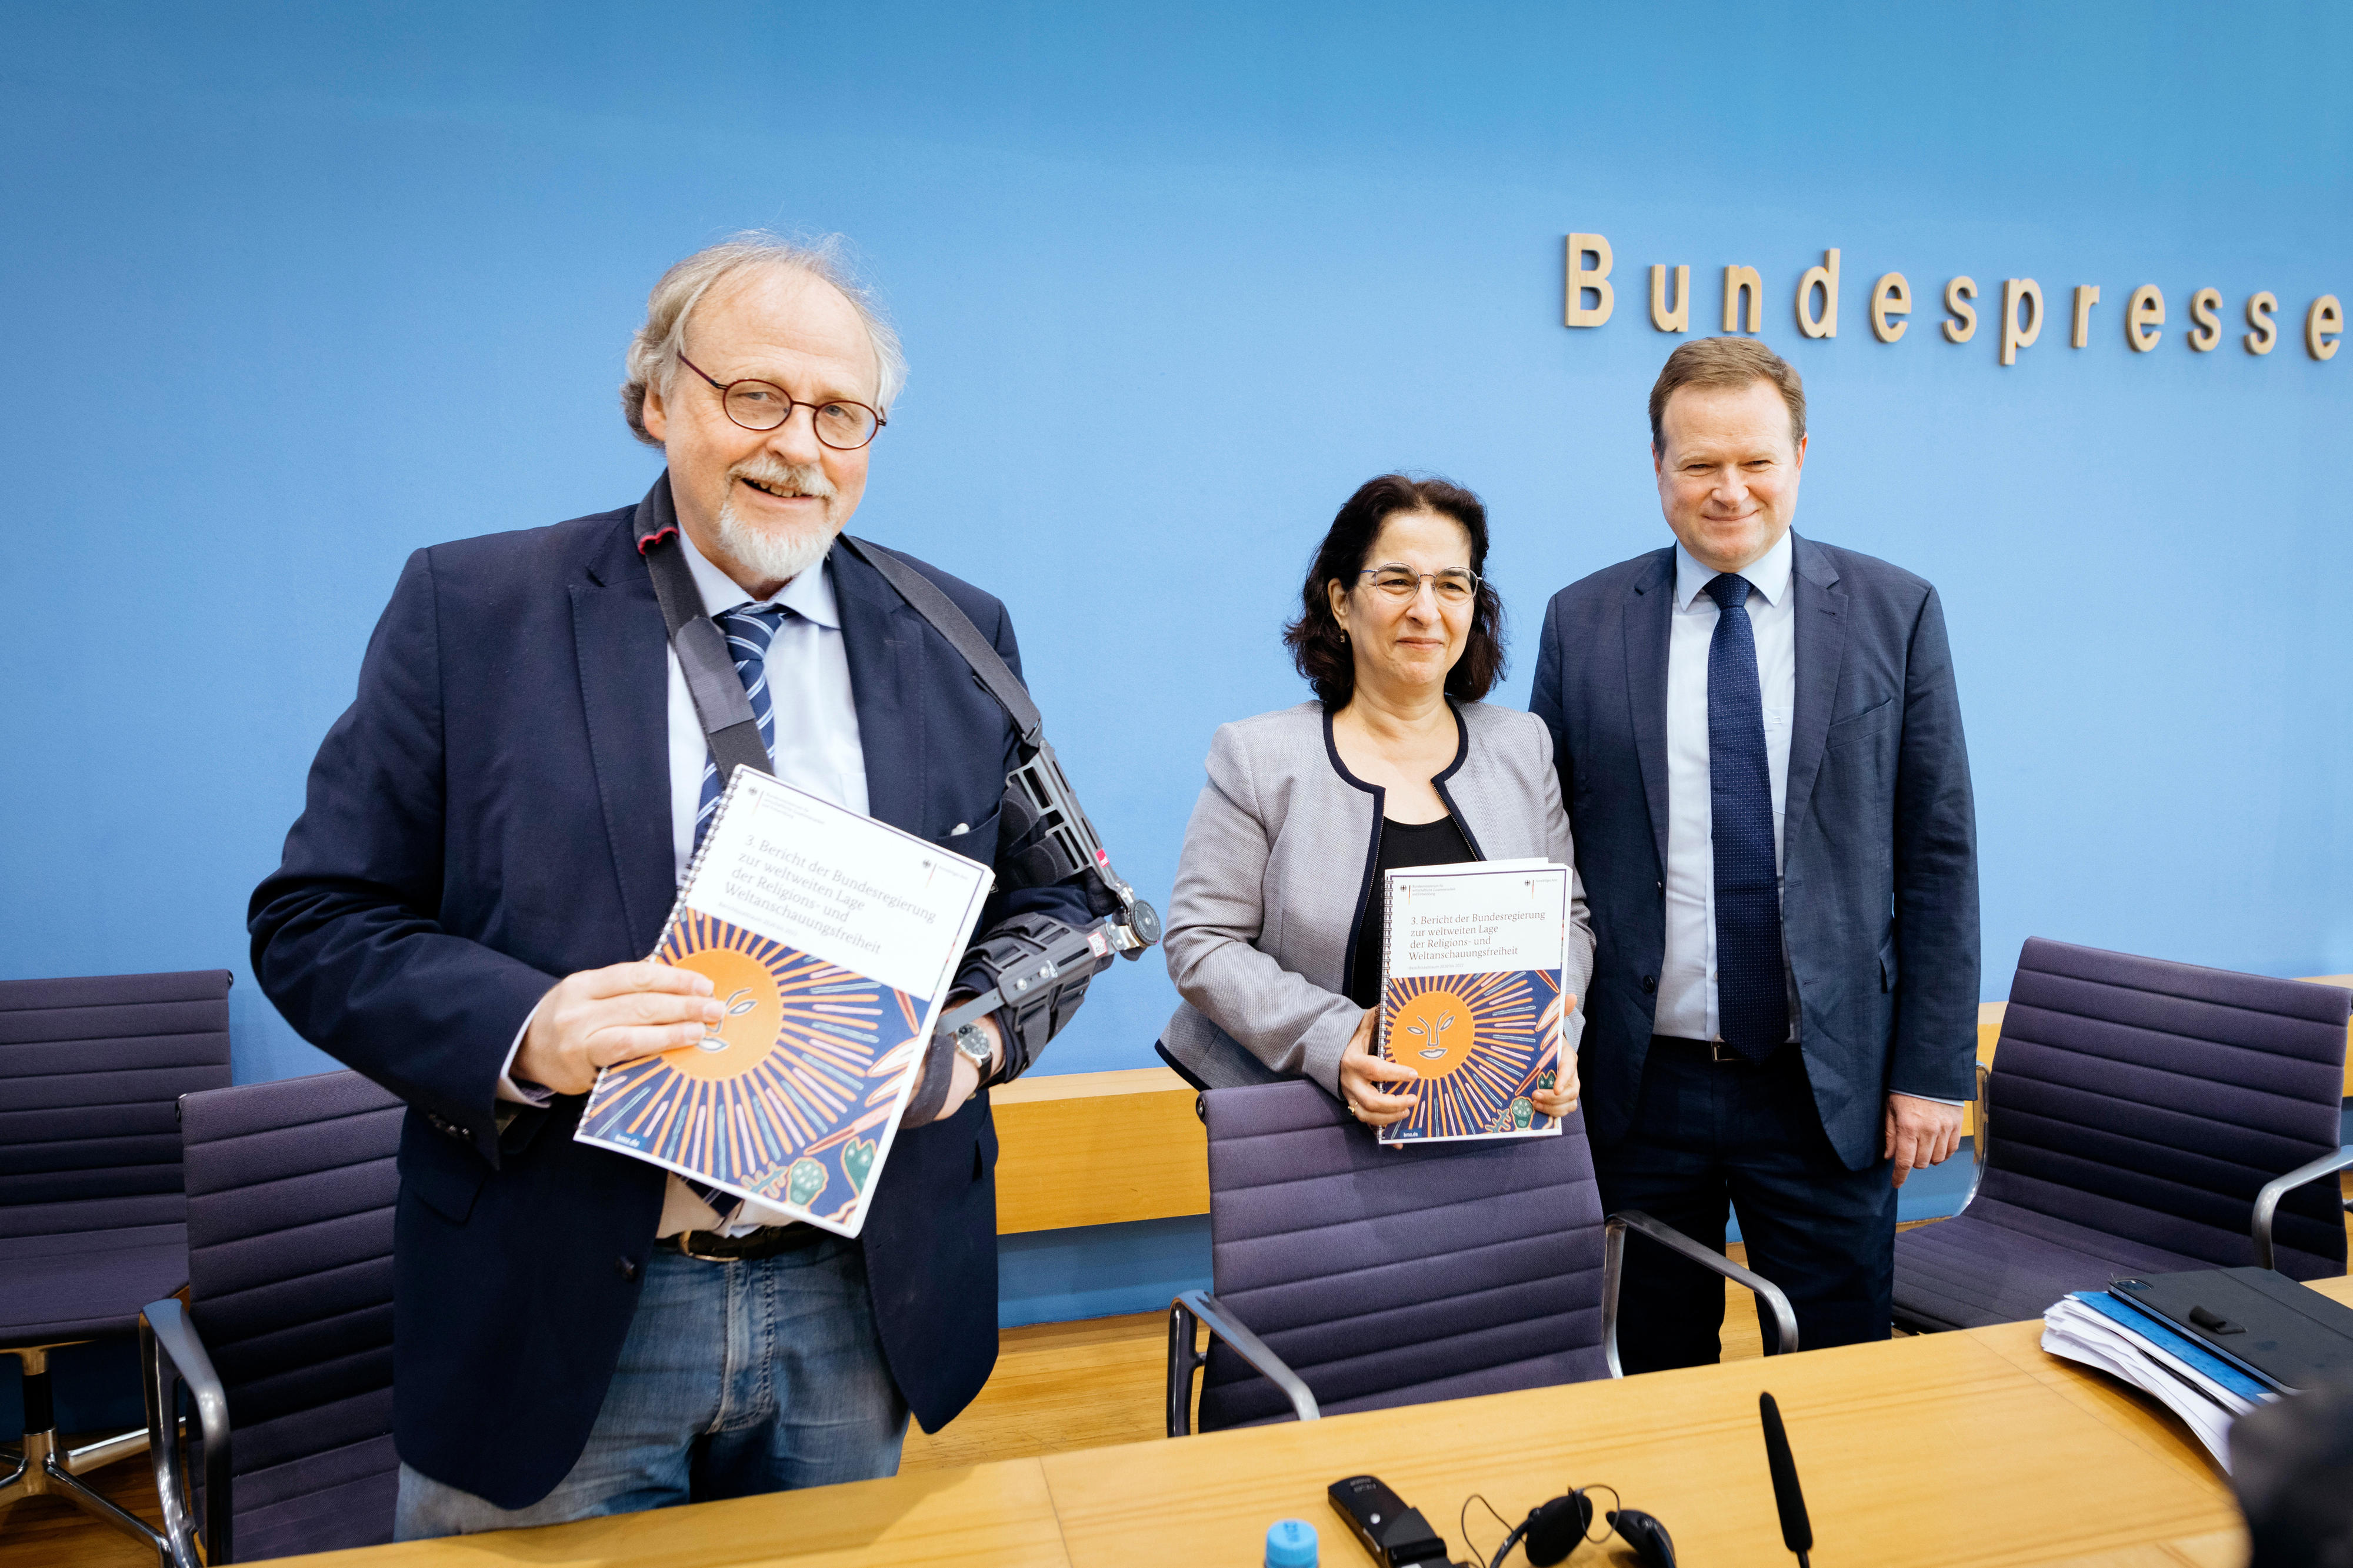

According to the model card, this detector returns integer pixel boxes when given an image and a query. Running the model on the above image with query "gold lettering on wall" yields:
[1565,234,1614,327]
[2072,285,2101,348]
[2245,292,2278,355]
[1870,273,1911,342]
[2310,296,2344,360]
[1552,231,2343,374]
[1943,277,1978,343]
[1649,265,1690,332]
[2001,279,2044,366]
[1795,249,1840,338]
[1723,265,1764,333]
[2187,287,2223,352]
[2127,285,2166,352]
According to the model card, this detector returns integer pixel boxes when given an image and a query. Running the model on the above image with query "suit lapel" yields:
[831,539,929,836]
[1622,548,1675,868]
[1783,532,1847,839]
[572,497,677,956]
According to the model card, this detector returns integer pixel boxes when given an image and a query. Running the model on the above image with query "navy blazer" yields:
[1528,533,1979,1170]
[248,482,1088,1509]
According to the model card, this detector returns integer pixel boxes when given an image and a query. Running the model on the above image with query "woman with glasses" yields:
[1156,474,1594,1126]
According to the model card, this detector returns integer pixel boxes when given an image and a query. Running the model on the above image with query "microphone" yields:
[1758,1392,1814,1567]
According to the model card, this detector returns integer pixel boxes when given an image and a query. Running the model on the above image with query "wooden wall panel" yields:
[991,1066,1207,1234]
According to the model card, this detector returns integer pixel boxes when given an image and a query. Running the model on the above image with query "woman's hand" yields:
[1337,1007,1421,1126]
[1528,994,1581,1119]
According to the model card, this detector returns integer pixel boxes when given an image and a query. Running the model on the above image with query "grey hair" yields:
[621,231,908,448]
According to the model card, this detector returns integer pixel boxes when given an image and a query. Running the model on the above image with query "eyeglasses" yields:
[1357,563,1482,606]
[676,351,886,451]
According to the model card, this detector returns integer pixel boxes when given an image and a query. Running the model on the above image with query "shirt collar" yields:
[676,526,842,630]
[1673,528,1794,612]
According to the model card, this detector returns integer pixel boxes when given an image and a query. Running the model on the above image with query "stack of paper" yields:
[2041,1292,2276,1469]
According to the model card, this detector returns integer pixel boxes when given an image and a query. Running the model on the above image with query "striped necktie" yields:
[692,603,789,853]
[685,602,786,1228]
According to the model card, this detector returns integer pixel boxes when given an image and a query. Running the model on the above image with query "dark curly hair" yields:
[1282,473,1507,709]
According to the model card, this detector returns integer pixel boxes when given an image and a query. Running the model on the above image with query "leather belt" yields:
[659,1223,827,1262]
[1654,1035,1790,1067]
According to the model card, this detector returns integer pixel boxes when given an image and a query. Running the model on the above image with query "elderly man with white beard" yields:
[248,234,1096,1535]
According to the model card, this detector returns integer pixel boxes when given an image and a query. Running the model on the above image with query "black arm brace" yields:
[834,539,1160,1083]
[635,487,1157,1089]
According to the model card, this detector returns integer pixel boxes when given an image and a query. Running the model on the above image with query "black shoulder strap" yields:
[632,476,772,783]
[835,534,1044,748]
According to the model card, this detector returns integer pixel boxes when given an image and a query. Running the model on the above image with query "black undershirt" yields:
[1345,815,1477,1009]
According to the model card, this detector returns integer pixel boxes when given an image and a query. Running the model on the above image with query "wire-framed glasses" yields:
[676,351,886,450]
[1357,563,1481,606]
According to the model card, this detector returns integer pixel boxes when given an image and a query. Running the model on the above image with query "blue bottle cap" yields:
[1265,1517,1318,1567]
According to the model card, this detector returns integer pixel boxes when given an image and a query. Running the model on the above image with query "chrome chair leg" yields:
[0,1345,163,1558]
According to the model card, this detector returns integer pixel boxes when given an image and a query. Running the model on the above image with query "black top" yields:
[1345,815,1477,1009]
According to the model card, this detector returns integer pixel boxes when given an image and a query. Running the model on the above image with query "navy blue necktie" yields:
[1704,573,1789,1060]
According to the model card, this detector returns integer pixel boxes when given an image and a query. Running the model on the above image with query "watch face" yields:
[955,1024,991,1065]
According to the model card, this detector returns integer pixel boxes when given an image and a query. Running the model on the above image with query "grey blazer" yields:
[1159,699,1596,1097]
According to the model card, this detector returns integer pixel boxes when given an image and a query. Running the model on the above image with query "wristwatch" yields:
[949,1019,994,1073]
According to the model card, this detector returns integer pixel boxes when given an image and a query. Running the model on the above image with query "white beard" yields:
[713,461,839,585]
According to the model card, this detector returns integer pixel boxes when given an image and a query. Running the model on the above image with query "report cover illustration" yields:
[574,769,992,1236]
[1377,860,1573,1147]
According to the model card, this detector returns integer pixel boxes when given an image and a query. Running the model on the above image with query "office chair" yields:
[1,969,233,1553]
[1165,1079,1796,1433]
[1894,938,2353,1332]
[141,1069,403,1564]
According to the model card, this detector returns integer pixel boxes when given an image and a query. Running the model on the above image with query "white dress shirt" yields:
[1651,531,1958,1107]
[1654,531,1798,1044]
[502,528,869,1235]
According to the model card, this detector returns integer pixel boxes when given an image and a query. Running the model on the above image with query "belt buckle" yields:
[1708,1040,1742,1065]
[674,1229,732,1262]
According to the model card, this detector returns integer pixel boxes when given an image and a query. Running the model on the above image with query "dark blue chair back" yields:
[1895,938,2352,1330]
[181,1069,402,1561]
[1195,1080,1608,1432]
[0,970,232,1345]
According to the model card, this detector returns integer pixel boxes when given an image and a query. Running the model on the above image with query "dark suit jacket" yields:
[248,480,1088,1509]
[1528,532,1978,1170]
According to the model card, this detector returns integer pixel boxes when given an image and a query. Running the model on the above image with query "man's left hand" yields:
[941,1015,1005,1120]
[1884,1093,1965,1188]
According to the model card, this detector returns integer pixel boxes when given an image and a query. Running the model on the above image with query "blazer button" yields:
[616,1256,641,1283]
[1640,975,1658,994]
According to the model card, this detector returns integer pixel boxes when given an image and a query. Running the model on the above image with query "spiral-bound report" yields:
[1377,859,1576,1146]
[573,767,993,1236]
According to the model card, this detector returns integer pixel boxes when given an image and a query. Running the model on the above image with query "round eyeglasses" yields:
[676,351,886,451]
[1357,563,1482,606]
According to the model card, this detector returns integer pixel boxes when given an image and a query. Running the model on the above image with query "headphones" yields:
[1478,1486,1677,1568]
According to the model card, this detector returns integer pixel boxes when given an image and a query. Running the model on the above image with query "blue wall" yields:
[4,2,2349,1085]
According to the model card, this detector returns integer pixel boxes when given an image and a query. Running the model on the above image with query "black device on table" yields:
[2109,1267,2353,1394]
[1327,1473,1676,1568]
[1329,1386,1825,1568]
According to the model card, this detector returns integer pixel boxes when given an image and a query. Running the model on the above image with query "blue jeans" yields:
[394,1237,908,1539]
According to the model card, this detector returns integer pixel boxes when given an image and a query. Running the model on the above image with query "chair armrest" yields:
[1957,1060,1991,1215]
[2252,1145,2353,1271]
[141,1297,232,1568]
[1164,1288,1320,1436]
[1603,1210,1801,1375]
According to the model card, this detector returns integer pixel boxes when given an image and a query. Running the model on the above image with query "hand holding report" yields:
[1377,859,1579,1146]
[574,768,992,1236]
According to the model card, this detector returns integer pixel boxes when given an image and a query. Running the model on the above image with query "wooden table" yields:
[273,1278,2339,1568]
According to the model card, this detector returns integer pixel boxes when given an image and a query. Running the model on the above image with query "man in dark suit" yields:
[249,234,1092,1533]
[1529,336,1978,1370]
